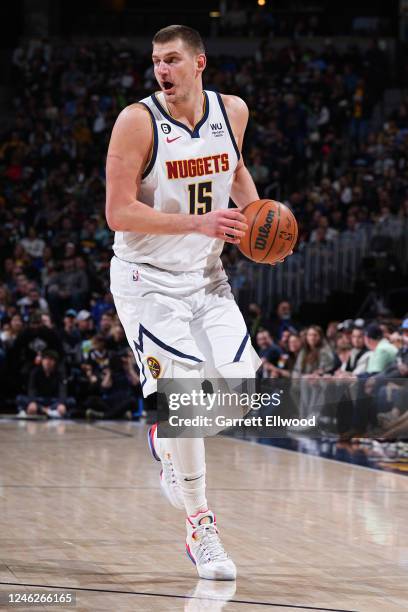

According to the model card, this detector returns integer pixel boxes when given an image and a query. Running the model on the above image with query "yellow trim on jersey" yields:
[154,91,206,132]
[144,111,154,171]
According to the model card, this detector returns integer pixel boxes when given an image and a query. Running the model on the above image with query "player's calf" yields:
[147,423,184,510]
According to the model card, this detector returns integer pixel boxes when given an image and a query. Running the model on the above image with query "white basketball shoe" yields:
[186,510,237,580]
[147,423,184,510]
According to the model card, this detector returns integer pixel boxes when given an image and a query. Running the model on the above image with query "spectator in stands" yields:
[87,335,110,373]
[16,349,74,418]
[265,332,303,379]
[46,256,89,319]
[364,323,398,375]
[86,349,141,420]
[256,329,282,373]
[334,326,370,377]
[17,285,49,319]
[106,323,128,353]
[365,319,408,428]
[293,326,335,377]
[0,313,24,349]
[98,311,115,338]
[20,227,46,260]
[310,216,338,243]
[60,309,82,371]
[326,321,340,351]
[270,300,299,340]
[9,311,63,391]
[332,331,352,371]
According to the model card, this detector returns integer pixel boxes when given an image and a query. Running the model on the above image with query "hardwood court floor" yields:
[0,420,407,612]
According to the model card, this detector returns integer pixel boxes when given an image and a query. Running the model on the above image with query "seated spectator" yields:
[265,332,303,378]
[326,321,340,350]
[60,309,82,371]
[0,313,24,349]
[278,329,290,353]
[106,323,128,353]
[98,311,115,338]
[17,285,49,319]
[87,334,110,373]
[364,323,398,375]
[291,326,335,423]
[292,325,335,377]
[342,323,400,437]
[16,349,74,418]
[86,350,142,420]
[91,291,116,325]
[46,256,89,319]
[310,216,338,243]
[20,227,46,260]
[332,331,352,371]
[75,309,95,359]
[365,318,408,424]
[256,329,282,375]
[334,326,370,377]
[8,310,63,390]
[269,300,299,340]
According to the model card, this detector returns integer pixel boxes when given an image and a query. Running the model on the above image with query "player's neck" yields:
[164,86,205,131]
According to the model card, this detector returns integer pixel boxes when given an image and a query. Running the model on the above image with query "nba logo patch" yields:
[147,356,161,379]
[132,270,139,281]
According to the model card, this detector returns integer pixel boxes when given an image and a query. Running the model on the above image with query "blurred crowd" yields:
[219,2,393,38]
[0,38,407,435]
[249,300,408,439]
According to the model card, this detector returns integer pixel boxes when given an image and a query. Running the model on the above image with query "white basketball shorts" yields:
[110,255,261,397]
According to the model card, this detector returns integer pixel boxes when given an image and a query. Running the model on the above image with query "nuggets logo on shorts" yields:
[147,356,161,379]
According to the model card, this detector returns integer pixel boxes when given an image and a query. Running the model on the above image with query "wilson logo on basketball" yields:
[147,356,161,379]
[255,209,275,250]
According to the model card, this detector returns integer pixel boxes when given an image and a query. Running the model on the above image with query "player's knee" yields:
[171,361,205,379]
[215,361,257,379]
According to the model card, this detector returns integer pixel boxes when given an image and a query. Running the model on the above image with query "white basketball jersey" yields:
[112,90,240,272]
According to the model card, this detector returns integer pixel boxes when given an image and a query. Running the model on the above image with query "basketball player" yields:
[106,25,288,580]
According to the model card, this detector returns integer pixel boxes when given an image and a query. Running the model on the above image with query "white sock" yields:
[164,437,208,516]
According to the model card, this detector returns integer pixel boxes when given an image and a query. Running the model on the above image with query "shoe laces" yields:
[192,524,229,564]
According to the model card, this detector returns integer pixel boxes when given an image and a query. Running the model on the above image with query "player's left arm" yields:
[221,94,259,210]
[222,94,292,264]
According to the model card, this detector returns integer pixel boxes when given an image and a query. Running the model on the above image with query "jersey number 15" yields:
[188,181,212,215]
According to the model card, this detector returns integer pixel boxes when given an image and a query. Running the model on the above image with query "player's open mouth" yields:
[162,81,175,93]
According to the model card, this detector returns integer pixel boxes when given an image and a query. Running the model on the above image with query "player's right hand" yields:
[196,209,248,244]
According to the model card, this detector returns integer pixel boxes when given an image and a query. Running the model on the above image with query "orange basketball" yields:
[238,199,298,264]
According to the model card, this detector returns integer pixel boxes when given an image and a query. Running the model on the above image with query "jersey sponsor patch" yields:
[147,356,161,378]
[210,122,224,137]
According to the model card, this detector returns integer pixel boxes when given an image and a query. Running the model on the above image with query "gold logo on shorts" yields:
[147,356,161,379]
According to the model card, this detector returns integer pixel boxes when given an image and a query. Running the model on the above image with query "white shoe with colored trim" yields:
[147,423,184,510]
[186,510,237,581]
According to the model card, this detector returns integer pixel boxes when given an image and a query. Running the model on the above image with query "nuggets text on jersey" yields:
[166,153,230,179]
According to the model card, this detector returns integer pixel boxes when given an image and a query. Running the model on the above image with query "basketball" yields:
[238,199,298,264]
